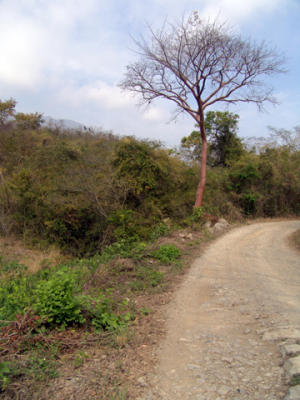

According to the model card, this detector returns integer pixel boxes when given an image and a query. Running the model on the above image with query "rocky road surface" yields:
[141,220,300,400]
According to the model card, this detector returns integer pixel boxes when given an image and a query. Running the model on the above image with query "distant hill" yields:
[43,116,87,131]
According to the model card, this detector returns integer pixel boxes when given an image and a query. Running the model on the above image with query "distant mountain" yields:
[42,116,116,137]
[43,116,87,131]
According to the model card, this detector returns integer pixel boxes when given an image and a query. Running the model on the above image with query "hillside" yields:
[0,100,300,398]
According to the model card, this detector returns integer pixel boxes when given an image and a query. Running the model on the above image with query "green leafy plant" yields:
[151,244,181,264]
[86,292,133,331]
[242,191,259,215]
[0,362,12,390]
[33,271,85,327]
[0,258,28,276]
[0,259,34,323]
[149,223,170,241]
[191,206,203,222]
[102,239,147,261]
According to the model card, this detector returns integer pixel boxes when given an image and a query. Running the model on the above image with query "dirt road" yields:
[142,220,300,400]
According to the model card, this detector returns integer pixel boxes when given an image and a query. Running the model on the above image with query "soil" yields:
[139,220,300,399]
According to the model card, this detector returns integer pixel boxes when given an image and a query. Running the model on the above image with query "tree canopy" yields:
[120,12,285,206]
[0,99,16,126]
[181,111,244,167]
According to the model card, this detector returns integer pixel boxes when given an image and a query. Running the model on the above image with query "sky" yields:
[0,0,299,147]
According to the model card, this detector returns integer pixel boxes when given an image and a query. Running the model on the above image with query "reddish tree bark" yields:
[194,112,207,207]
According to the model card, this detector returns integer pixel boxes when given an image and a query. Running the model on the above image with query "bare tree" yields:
[268,126,300,151]
[120,12,285,207]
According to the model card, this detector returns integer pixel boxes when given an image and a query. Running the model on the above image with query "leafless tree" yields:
[120,12,285,207]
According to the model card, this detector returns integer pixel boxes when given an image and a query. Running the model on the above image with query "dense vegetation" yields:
[0,104,198,256]
[0,100,299,257]
[0,98,299,397]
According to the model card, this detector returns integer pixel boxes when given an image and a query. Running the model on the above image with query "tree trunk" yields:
[194,111,207,208]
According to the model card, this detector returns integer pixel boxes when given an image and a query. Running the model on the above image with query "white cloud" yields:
[200,0,282,22]
[0,0,298,147]
[84,83,133,110]
[0,0,101,89]
[0,10,44,87]
[0,0,284,90]
[59,81,167,125]
[143,107,165,122]
[60,81,134,110]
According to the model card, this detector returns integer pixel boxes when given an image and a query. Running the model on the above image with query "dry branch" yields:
[120,12,285,206]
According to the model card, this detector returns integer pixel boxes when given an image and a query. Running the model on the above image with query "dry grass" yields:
[0,236,63,272]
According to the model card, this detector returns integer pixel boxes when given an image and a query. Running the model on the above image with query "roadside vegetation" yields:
[0,220,209,399]
[0,98,299,398]
[0,100,299,257]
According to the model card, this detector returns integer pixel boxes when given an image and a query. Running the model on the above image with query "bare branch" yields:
[119,12,286,206]
[120,14,285,120]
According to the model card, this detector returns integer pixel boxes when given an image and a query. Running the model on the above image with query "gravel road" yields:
[142,220,300,400]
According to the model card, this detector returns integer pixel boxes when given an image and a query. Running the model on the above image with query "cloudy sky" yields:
[0,0,299,146]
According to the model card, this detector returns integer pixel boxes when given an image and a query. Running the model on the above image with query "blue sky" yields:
[0,0,299,146]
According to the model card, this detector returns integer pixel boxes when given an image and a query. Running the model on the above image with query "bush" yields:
[149,222,170,241]
[1,102,299,255]
[33,271,85,326]
[191,206,204,222]
[0,259,34,323]
[0,255,134,331]
[0,277,33,322]
[151,244,181,264]
[101,239,147,261]
[89,294,132,331]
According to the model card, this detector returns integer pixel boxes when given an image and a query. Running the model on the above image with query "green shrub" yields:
[87,293,132,331]
[0,277,33,322]
[108,209,138,241]
[0,259,34,323]
[33,271,85,326]
[0,253,135,330]
[191,206,203,222]
[229,155,261,193]
[101,239,147,261]
[242,191,259,215]
[0,258,28,276]
[149,222,170,241]
[151,244,181,264]
[1,102,299,256]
